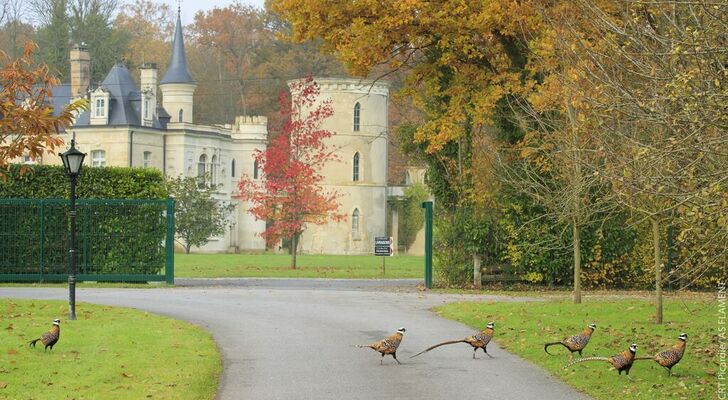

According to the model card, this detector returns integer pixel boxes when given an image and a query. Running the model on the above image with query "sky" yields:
[170,0,267,23]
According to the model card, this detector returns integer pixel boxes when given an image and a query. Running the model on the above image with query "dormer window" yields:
[353,102,360,132]
[90,87,110,125]
[178,109,183,122]
[141,89,155,127]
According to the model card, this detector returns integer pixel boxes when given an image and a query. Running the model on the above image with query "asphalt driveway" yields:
[2,280,588,400]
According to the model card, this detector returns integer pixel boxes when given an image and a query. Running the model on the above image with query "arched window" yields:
[178,109,183,122]
[353,102,360,132]
[352,152,360,181]
[253,160,259,179]
[211,155,218,184]
[231,159,236,177]
[197,154,207,186]
[351,209,360,239]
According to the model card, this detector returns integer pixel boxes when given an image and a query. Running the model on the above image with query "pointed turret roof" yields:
[160,10,194,85]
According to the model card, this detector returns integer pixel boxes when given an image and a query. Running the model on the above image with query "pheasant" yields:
[565,343,637,375]
[544,323,596,357]
[635,333,687,376]
[28,319,61,352]
[411,322,495,359]
[357,327,406,365]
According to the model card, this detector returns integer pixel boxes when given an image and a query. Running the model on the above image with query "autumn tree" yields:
[166,175,235,254]
[238,77,344,268]
[529,0,727,321]
[272,1,564,285]
[114,0,173,79]
[0,42,86,173]
[193,4,269,117]
[191,3,344,126]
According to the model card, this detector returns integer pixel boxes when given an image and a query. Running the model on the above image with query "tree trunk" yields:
[291,234,298,269]
[185,243,191,254]
[573,220,582,304]
[652,217,663,324]
[473,254,482,290]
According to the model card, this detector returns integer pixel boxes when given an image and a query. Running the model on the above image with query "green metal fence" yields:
[0,199,174,283]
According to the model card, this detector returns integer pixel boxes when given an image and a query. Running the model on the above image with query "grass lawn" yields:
[0,299,221,399]
[175,253,424,279]
[436,297,718,400]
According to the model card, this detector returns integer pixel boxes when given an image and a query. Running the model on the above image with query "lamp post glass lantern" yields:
[60,139,85,320]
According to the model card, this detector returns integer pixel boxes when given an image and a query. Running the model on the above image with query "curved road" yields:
[2,280,588,400]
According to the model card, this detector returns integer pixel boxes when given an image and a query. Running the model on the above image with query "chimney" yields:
[70,43,90,98]
[140,63,158,95]
[140,63,158,127]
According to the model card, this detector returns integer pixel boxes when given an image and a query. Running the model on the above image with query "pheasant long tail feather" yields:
[634,356,656,361]
[28,338,40,348]
[356,344,375,350]
[544,341,566,355]
[564,356,609,369]
[410,339,467,358]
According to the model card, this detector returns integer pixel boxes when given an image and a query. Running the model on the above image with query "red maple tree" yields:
[238,77,344,268]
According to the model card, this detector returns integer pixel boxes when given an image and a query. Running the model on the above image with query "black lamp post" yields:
[60,139,85,320]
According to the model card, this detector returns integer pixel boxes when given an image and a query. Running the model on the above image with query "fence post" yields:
[421,201,433,289]
[39,200,44,282]
[165,199,175,285]
[667,224,674,290]
[473,254,482,290]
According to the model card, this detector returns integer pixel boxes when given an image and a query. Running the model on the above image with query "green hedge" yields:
[0,164,167,199]
[0,165,169,279]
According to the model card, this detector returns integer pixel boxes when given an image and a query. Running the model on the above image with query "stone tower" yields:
[160,9,196,124]
[294,78,390,254]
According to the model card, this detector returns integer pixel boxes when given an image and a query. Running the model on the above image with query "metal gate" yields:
[0,198,174,283]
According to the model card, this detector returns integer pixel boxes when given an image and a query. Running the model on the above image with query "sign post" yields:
[375,236,393,275]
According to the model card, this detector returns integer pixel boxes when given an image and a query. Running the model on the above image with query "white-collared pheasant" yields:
[28,319,61,352]
[635,333,687,376]
[411,322,495,359]
[544,323,596,357]
[565,343,637,375]
[357,327,406,365]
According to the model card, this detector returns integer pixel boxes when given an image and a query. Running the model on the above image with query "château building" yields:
[35,9,424,255]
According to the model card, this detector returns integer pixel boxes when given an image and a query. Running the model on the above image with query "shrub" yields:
[0,164,169,279]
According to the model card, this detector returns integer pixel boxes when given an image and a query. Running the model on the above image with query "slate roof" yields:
[100,63,144,126]
[160,12,194,85]
[49,63,163,129]
[48,84,90,125]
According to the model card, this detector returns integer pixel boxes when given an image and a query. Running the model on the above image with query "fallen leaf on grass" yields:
[0,382,7,389]
[7,349,17,355]
[122,372,134,378]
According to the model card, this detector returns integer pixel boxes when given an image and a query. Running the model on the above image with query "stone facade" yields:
[295,78,390,254]
[26,11,424,255]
